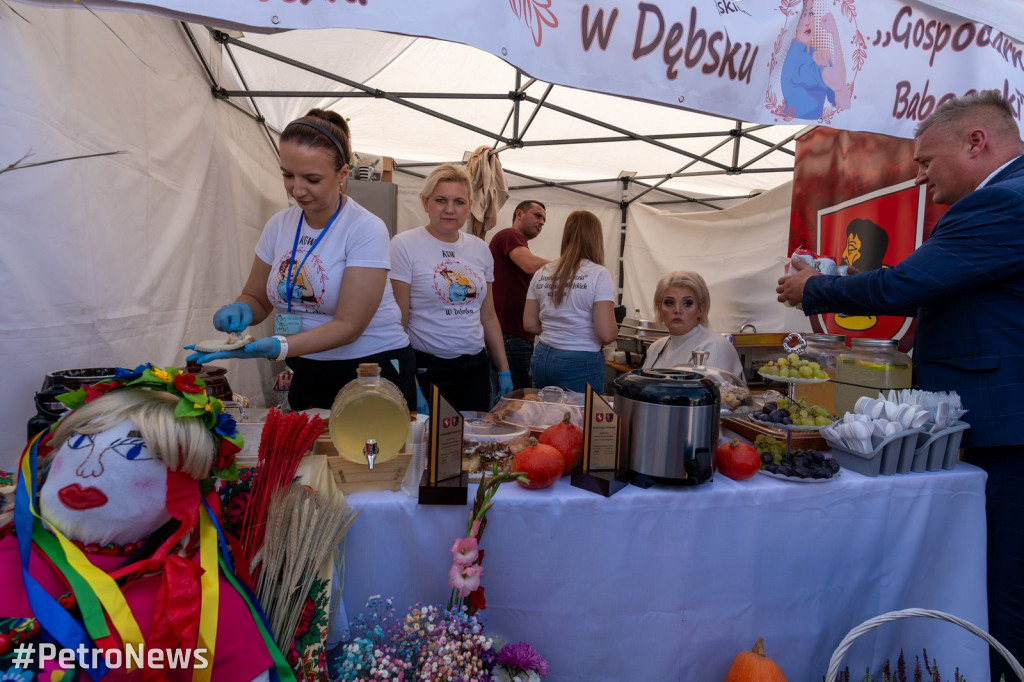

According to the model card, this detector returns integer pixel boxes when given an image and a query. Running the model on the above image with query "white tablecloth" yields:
[340,464,988,681]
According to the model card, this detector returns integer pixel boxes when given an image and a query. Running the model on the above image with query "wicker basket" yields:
[826,608,1024,681]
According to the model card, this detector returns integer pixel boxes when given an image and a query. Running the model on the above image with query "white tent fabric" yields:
[0,5,810,467]
[0,9,288,467]
[623,184,808,333]
[14,0,1024,140]
[219,27,802,198]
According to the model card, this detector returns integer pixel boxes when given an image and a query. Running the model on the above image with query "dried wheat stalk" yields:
[252,484,357,652]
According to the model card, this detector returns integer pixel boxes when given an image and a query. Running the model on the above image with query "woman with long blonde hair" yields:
[523,210,617,393]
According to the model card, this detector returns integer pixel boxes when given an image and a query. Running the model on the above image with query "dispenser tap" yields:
[363,439,379,470]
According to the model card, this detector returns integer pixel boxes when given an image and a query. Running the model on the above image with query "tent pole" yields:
[617,175,632,306]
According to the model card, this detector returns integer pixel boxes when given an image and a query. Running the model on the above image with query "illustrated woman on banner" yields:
[770,0,863,122]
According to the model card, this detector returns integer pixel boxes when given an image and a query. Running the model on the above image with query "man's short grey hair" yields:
[914,90,1020,141]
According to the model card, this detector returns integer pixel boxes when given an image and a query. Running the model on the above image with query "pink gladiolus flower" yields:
[448,563,483,598]
[470,520,481,537]
[450,536,479,566]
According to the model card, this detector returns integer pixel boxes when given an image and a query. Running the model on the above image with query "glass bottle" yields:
[793,333,846,414]
[329,363,410,468]
[834,338,913,416]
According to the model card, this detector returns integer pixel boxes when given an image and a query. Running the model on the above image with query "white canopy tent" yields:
[2,0,1022,467]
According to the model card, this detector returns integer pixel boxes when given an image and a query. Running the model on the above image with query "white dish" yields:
[758,468,841,483]
[756,370,830,385]
[192,335,254,352]
[746,414,827,432]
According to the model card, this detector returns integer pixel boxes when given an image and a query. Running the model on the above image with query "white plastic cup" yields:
[400,415,429,497]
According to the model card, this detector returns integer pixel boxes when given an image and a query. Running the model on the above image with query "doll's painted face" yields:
[40,418,172,547]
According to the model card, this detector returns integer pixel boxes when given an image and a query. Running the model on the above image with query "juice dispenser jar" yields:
[329,363,410,469]
[834,338,913,416]
[793,333,846,415]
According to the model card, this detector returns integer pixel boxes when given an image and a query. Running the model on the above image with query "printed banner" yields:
[789,126,948,348]
[16,0,1024,139]
[813,181,922,344]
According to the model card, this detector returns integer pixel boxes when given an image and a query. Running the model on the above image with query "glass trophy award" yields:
[418,384,468,505]
[570,384,627,496]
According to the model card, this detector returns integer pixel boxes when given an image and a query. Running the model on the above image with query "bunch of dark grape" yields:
[761,447,840,480]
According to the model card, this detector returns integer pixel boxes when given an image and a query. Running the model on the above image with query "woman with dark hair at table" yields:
[188,108,417,411]
[523,210,617,393]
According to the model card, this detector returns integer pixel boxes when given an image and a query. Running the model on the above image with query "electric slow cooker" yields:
[613,368,720,486]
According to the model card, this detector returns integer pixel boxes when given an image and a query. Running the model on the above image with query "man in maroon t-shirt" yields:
[489,200,548,391]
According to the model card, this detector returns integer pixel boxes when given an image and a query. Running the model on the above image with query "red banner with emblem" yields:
[788,127,948,350]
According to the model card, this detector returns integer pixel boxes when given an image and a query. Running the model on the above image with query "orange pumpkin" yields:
[724,638,787,682]
[538,411,584,475]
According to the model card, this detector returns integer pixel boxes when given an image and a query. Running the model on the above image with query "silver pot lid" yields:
[613,368,719,406]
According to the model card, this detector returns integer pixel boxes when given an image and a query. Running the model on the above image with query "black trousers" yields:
[414,348,490,413]
[286,344,417,412]
[961,444,1024,682]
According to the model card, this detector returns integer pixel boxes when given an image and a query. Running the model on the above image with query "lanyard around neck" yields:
[285,197,343,312]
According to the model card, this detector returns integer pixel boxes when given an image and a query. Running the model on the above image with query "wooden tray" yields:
[315,434,412,493]
[721,416,829,451]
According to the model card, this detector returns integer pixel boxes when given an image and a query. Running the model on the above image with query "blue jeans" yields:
[503,332,535,390]
[530,341,606,394]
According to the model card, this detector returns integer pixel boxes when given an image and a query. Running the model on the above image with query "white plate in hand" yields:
[192,335,254,352]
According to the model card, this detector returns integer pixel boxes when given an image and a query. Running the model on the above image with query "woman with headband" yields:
[189,108,417,412]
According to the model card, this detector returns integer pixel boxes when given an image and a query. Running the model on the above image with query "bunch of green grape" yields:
[754,434,786,464]
[758,353,829,380]
[777,397,833,427]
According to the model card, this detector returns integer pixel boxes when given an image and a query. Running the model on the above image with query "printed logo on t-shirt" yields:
[432,258,483,309]
[534,271,589,297]
[271,251,328,312]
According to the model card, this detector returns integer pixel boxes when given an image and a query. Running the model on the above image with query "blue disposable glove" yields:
[415,385,430,415]
[185,336,280,365]
[212,302,253,333]
[497,370,514,396]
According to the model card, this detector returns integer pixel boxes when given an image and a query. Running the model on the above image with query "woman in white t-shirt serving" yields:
[390,163,513,413]
[187,109,417,411]
[524,210,618,393]
[642,270,743,377]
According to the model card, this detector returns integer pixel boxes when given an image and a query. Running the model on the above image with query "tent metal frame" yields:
[186,26,796,213]
[184,24,799,301]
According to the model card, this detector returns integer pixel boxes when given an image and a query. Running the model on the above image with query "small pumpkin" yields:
[724,637,787,682]
[512,440,565,490]
[538,411,584,475]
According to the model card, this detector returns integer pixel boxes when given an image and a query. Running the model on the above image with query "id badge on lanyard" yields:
[275,314,302,335]
[279,199,343,335]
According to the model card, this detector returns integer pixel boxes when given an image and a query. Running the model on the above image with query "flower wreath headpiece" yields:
[56,363,243,482]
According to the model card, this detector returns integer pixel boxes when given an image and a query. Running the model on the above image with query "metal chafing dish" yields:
[616,317,668,355]
[720,328,789,386]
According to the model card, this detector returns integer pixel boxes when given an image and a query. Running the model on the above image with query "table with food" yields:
[321,333,985,679]
[18,330,989,681]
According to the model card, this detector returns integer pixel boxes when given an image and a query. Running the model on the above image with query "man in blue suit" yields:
[778,90,1024,681]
